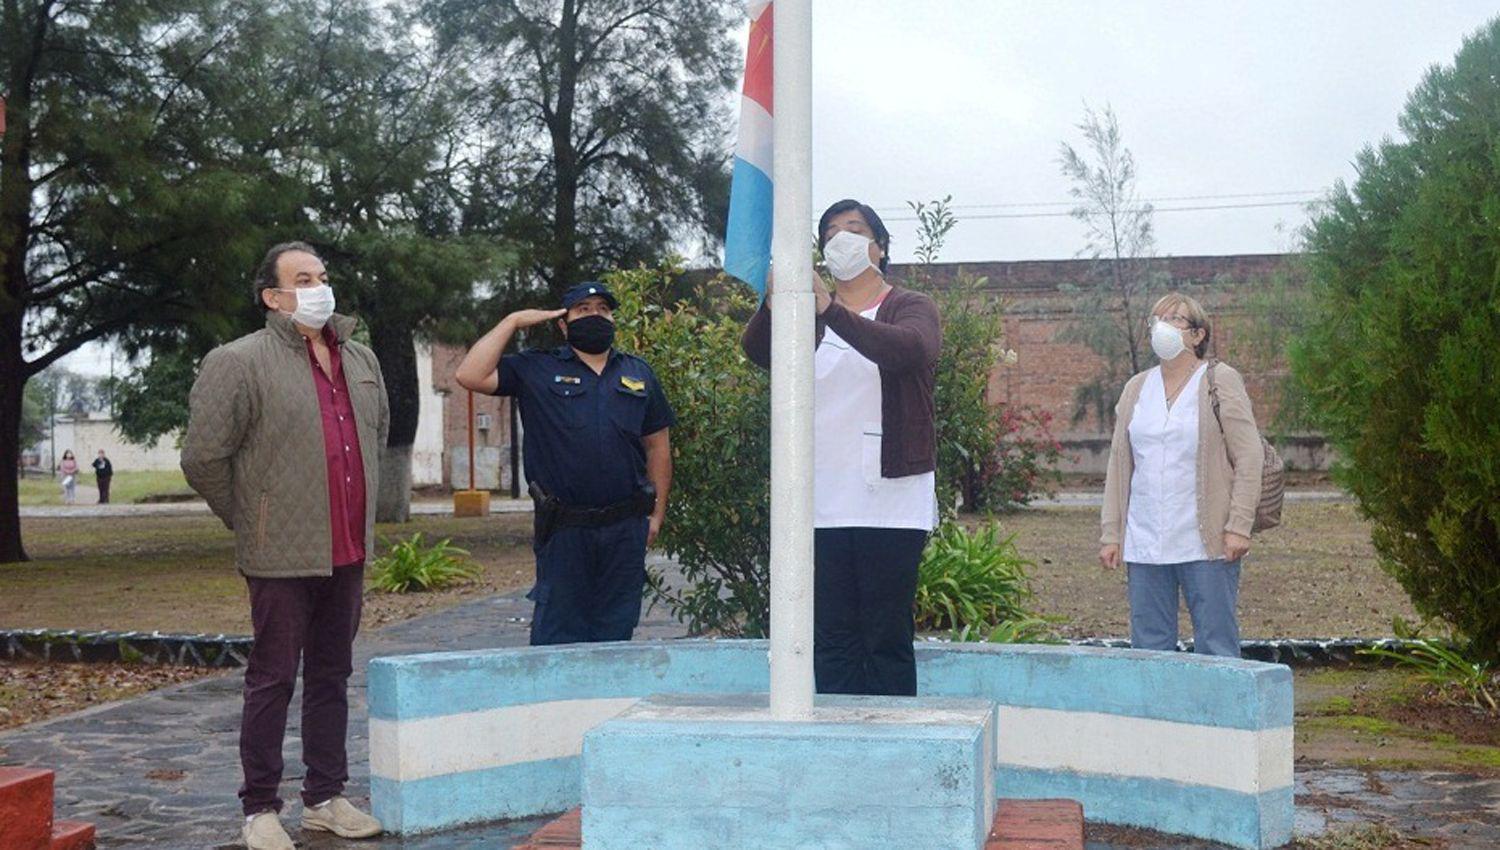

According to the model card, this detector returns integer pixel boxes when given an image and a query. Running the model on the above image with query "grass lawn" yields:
[1296,666,1500,774]
[4,499,1414,639]
[2,513,536,634]
[18,469,193,506]
[990,500,1419,640]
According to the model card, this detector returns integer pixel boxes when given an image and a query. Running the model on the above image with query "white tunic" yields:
[813,305,938,530]
[1124,363,1211,564]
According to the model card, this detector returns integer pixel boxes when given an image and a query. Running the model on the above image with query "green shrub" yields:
[914,520,1055,641]
[609,263,772,637]
[906,199,1062,513]
[610,247,1060,636]
[369,533,478,593]
[1290,19,1500,662]
[1360,638,1497,715]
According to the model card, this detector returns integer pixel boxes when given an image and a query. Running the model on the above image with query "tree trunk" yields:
[368,317,418,523]
[0,321,27,563]
[547,0,581,296]
[377,443,412,524]
[0,7,33,563]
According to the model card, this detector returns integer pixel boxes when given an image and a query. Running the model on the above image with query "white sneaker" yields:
[242,812,295,850]
[301,796,383,839]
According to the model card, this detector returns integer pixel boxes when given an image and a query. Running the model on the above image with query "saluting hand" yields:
[505,308,566,329]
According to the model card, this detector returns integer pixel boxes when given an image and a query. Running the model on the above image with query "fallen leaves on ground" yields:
[0,660,220,731]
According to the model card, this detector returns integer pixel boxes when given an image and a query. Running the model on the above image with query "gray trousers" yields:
[1126,559,1242,657]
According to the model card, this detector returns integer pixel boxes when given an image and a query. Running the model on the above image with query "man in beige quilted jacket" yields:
[182,242,388,850]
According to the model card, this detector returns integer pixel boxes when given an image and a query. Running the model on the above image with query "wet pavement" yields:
[1,572,1495,848]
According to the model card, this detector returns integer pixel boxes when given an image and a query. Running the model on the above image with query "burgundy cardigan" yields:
[741,285,942,478]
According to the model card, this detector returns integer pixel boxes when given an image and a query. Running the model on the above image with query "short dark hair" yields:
[253,241,321,311]
[817,199,891,274]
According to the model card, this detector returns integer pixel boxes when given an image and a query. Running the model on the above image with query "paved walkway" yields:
[20,491,1351,519]
[2,576,1495,849]
[19,498,535,520]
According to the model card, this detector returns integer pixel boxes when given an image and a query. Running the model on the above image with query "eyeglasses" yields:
[1150,315,1193,330]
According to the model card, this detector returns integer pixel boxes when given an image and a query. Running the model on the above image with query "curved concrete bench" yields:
[368,640,1292,849]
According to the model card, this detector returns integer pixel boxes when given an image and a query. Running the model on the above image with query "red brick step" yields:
[986,799,1085,849]
[0,766,96,850]
[515,806,582,849]
[0,767,55,850]
[51,820,97,850]
[516,799,1084,849]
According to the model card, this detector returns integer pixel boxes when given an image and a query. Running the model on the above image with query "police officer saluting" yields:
[455,282,674,645]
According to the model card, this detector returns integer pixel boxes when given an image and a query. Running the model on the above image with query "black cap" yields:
[560,281,618,309]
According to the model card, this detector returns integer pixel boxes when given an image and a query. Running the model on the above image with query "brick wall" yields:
[895,254,1304,440]
[428,252,1319,488]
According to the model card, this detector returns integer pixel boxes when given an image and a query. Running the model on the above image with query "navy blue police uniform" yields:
[491,283,675,644]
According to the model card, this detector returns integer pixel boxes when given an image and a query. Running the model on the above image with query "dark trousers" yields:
[96,476,110,504]
[239,564,364,816]
[813,527,928,696]
[528,516,648,645]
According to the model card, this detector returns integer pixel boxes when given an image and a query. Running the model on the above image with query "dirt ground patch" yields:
[8,500,1414,641]
[1296,667,1500,774]
[992,501,1419,640]
[3,513,537,634]
[0,660,222,731]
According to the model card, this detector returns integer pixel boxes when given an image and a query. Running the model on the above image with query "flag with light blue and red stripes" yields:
[724,1,773,295]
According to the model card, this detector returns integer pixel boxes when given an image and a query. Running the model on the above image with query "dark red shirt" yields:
[306,326,366,567]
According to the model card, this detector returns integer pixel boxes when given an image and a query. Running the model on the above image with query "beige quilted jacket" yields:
[182,312,389,578]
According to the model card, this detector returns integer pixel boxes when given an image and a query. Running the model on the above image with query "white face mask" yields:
[1150,317,1189,361]
[278,284,336,330]
[822,230,879,281]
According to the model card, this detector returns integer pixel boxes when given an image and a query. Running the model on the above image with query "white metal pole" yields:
[768,0,815,719]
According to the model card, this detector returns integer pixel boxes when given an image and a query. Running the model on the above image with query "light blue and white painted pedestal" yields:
[581,693,997,850]
[368,641,1293,849]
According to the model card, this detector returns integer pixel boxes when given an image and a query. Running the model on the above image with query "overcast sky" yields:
[57,1,1499,377]
[798,0,1497,264]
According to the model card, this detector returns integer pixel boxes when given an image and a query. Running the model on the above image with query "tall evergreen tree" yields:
[1,0,280,562]
[1293,17,1500,660]
[423,0,738,297]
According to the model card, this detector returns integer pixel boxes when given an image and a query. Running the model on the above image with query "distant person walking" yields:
[58,450,79,504]
[92,450,114,504]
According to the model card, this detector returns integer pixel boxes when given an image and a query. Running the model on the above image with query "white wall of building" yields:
[40,415,182,472]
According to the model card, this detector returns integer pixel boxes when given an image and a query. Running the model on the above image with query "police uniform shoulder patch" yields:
[620,376,646,392]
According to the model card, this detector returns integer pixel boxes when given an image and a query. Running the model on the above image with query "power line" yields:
[871,189,1325,213]
[879,199,1315,222]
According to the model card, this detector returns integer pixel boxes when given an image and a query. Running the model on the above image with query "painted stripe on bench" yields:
[996,706,1294,794]
[995,766,1294,850]
[369,697,639,782]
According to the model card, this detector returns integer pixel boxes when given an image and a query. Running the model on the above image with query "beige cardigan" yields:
[1100,361,1264,560]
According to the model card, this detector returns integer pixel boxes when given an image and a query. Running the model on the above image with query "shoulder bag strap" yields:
[1206,359,1225,434]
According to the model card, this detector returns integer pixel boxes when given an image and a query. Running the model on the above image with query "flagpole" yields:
[768,0,814,719]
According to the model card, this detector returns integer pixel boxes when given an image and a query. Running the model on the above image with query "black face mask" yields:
[565,314,615,354]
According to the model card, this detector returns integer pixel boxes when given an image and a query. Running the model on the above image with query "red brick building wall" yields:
[895,253,1300,427]
[429,253,1319,486]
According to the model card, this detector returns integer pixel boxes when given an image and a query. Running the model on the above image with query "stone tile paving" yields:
[1,556,1495,849]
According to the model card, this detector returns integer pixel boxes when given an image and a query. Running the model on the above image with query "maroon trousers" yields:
[239,564,364,816]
